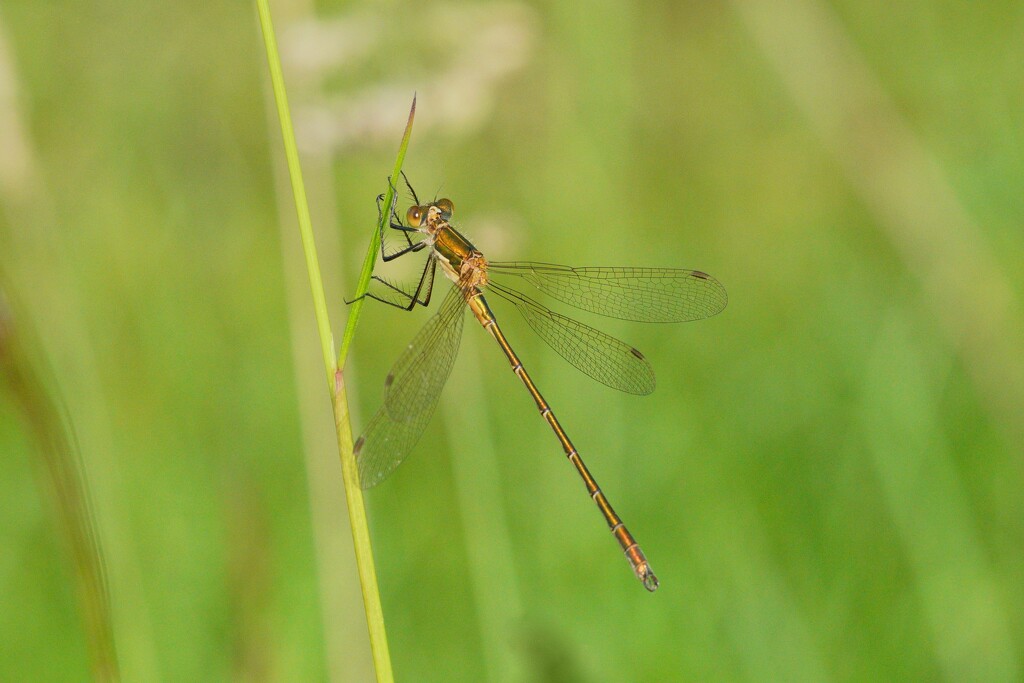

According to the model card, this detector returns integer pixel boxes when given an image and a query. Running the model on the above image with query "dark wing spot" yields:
[354,436,365,455]
[384,373,394,388]
[630,347,646,360]
[691,271,710,279]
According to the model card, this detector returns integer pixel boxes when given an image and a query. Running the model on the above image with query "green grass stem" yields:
[337,96,416,368]
[255,3,414,680]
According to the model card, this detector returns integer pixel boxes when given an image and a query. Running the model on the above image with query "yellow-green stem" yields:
[255,2,410,680]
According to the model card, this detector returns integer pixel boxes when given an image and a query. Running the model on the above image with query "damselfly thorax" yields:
[408,199,490,291]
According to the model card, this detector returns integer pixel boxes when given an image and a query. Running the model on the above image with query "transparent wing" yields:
[488,261,728,323]
[489,283,655,395]
[355,286,466,488]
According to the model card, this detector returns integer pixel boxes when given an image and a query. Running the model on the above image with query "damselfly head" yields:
[406,198,454,228]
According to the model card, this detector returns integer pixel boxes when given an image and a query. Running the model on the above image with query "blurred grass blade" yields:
[0,282,119,681]
[255,2,404,681]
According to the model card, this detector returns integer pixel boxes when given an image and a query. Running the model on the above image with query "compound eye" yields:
[406,205,423,227]
[435,198,454,218]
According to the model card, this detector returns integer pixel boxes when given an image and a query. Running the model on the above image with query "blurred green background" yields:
[1,0,1022,680]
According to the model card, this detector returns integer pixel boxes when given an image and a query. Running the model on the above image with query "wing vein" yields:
[356,286,467,488]
[489,261,728,323]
